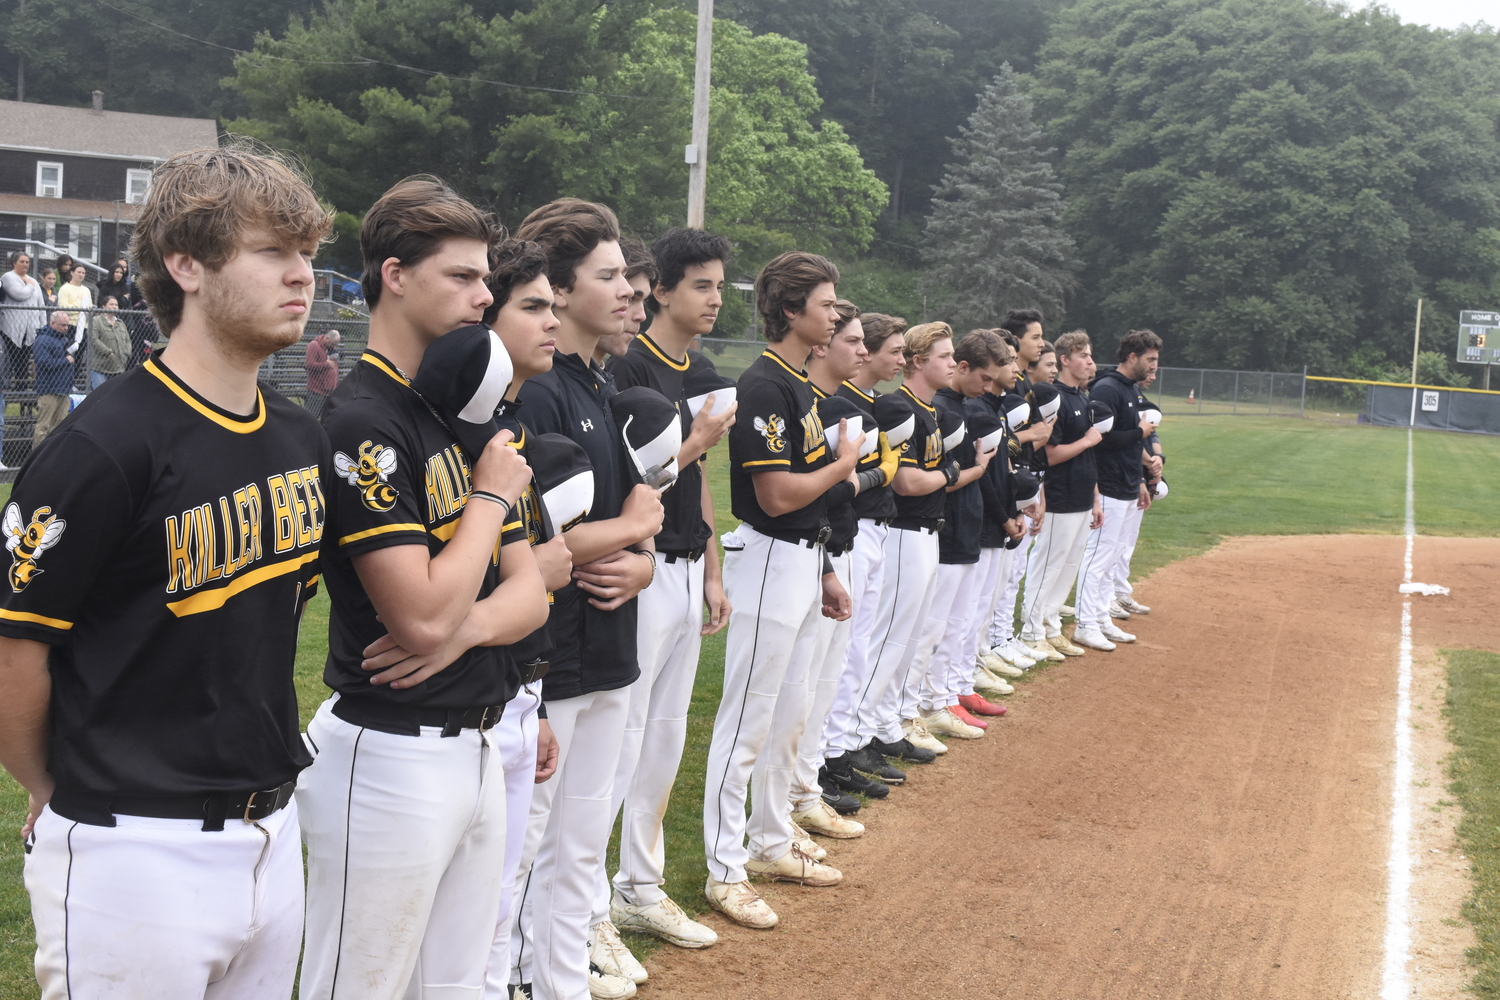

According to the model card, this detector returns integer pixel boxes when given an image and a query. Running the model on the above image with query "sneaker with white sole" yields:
[902,716,949,754]
[1025,638,1065,662]
[980,651,1025,678]
[1102,622,1136,643]
[791,798,865,839]
[705,878,778,929]
[974,668,1014,697]
[590,920,648,984]
[1001,639,1039,668]
[1047,634,1087,657]
[923,706,984,740]
[611,893,718,948]
[976,647,1009,674]
[1108,600,1132,620]
[1071,627,1116,651]
[745,844,843,886]
[1118,595,1151,614]
[1060,604,1076,617]
[788,820,827,860]
[588,962,636,1000]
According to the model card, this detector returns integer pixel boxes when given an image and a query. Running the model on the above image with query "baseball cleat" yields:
[959,692,1008,717]
[1025,638,1066,662]
[1108,600,1132,620]
[980,650,1025,678]
[1071,628,1116,651]
[587,962,637,999]
[822,756,890,798]
[745,844,843,886]
[850,744,907,784]
[611,893,719,948]
[1118,596,1151,614]
[1102,622,1137,643]
[924,707,983,739]
[1060,604,1076,617]
[590,920,648,984]
[705,877,779,929]
[1000,639,1039,668]
[820,783,862,815]
[511,986,533,1000]
[869,735,937,764]
[1047,634,1087,657]
[949,702,989,729]
[789,820,827,860]
[973,669,1014,697]
[791,798,865,838]
[902,717,950,754]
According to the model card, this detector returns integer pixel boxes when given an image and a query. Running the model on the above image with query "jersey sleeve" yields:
[0,430,133,644]
[322,400,428,557]
[731,379,794,470]
[515,378,567,437]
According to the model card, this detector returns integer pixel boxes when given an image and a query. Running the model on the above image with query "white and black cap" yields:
[1000,392,1030,432]
[1140,405,1162,426]
[872,393,917,448]
[1028,381,1062,422]
[609,386,682,492]
[938,406,966,454]
[529,432,594,534]
[967,407,1004,453]
[1011,468,1041,507]
[683,365,738,419]
[412,323,515,462]
[1090,399,1115,434]
[817,395,876,458]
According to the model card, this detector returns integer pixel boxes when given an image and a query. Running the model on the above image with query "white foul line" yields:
[1381,428,1415,999]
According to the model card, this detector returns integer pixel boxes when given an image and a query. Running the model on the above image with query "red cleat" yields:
[959,692,1007,717]
[950,702,989,729]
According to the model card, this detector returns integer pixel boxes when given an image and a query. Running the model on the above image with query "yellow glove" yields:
[876,431,900,487]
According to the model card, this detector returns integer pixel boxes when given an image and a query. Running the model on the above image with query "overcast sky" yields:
[1367,0,1494,30]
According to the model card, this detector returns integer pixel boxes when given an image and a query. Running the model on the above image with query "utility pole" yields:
[16,0,25,102]
[1408,297,1423,427]
[685,0,713,228]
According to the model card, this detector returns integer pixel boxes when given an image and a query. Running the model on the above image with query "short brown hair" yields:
[955,328,1008,369]
[755,251,839,342]
[621,236,657,286]
[1055,330,1092,359]
[516,198,621,292]
[833,298,860,335]
[859,313,907,355]
[903,321,953,375]
[132,141,333,334]
[360,175,503,308]
[1029,339,1056,368]
[1117,328,1163,362]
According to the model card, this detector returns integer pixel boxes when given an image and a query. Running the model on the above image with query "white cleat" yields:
[745,844,843,886]
[923,707,983,740]
[590,920,648,984]
[1060,604,1076,617]
[1108,600,1132,620]
[705,878,779,929]
[1118,595,1151,615]
[974,668,1014,696]
[1071,628,1117,652]
[902,716,949,754]
[791,798,865,839]
[1102,622,1137,643]
[1001,639,1039,668]
[789,820,827,860]
[611,893,719,948]
[588,962,636,999]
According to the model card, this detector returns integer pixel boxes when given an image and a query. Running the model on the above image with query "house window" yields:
[36,162,63,199]
[27,219,99,263]
[126,169,151,205]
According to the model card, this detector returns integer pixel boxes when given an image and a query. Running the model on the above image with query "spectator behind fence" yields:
[89,296,130,389]
[2,252,46,387]
[97,260,131,309]
[32,311,74,447]
[58,264,92,352]
[302,328,340,416]
[40,268,57,309]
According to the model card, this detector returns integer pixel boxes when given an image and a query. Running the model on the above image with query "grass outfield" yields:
[0,417,1495,995]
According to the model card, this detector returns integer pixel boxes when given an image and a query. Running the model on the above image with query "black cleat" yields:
[870,736,937,765]
[850,744,907,784]
[819,779,862,815]
[823,752,889,799]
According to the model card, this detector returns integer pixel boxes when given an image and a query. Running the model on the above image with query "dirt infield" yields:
[641,534,1499,999]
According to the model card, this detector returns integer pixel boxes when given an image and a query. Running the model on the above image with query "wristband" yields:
[638,549,657,588]
[942,461,960,488]
[468,490,512,517]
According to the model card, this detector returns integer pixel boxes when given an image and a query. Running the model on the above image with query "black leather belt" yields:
[659,547,705,564]
[519,658,550,685]
[825,539,854,557]
[51,780,297,832]
[333,697,507,739]
[891,517,945,535]
[758,525,833,548]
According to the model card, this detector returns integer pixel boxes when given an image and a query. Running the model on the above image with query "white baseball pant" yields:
[26,801,302,1000]
[820,520,887,757]
[1115,497,1147,600]
[788,549,852,814]
[298,697,507,1000]
[865,527,941,741]
[508,685,630,1000]
[1076,495,1136,631]
[1020,510,1093,641]
[909,560,979,715]
[595,554,704,920]
[988,521,1034,649]
[484,682,542,1000]
[956,545,1011,696]
[703,526,822,883]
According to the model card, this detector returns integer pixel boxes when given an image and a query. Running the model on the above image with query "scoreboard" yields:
[1458,310,1500,365]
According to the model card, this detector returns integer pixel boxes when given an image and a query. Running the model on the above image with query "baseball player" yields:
[0,146,331,1000]
[1072,329,1161,651]
[593,236,653,366]
[507,199,664,1000]
[1019,331,1103,661]
[300,178,546,1000]
[1111,351,1165,619]
[590,227,737,978]
[704,252,862,929]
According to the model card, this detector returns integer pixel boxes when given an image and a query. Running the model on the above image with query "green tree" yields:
[921,64,1076,330]
[1030,0,1500,375]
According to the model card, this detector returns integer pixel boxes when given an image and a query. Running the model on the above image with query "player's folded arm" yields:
[460,536,548,648]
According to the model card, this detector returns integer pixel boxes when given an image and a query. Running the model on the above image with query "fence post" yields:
[1300,366,1306,417]
[1233,371,1239,414]
[1269,372,1274,415]
[1198,369,1204,414]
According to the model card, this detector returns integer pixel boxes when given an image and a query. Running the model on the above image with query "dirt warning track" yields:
[642,535,1497,1000]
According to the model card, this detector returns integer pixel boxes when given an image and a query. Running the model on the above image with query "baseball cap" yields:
[871,393,917,449]
[966,407,1003,453]
[1011,468,1041,507]
[609,386,682,492]
[683,364,737,419]
[1028,381,1061,422]
[412,323,515,462]
[817,396,876,458]
[1140,405,1162,426]
[1000,393,1030,432]
[1089,399,1115,434]
[938,407,966,454]
[528,432,594,534]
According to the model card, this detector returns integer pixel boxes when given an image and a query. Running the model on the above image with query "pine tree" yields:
[922,64,1077,331]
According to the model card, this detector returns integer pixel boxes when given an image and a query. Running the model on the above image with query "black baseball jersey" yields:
[1090,368,1148,502]
[935,387,981,564]
[321,352,527,711]
[729,350,830,537]
[838,381,896,521]
[973,393,1017,548]
[810,383,857,551]
[0,359,325,797]
[891,385,946,524]
[1044,380,1098,514]
[494,399,553,668]
[516,351,640,701]
[606,333,712,555]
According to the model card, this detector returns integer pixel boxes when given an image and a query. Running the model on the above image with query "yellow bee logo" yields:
[754,414,786,453]
[335,440,399,512]
[3,502,66,593]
